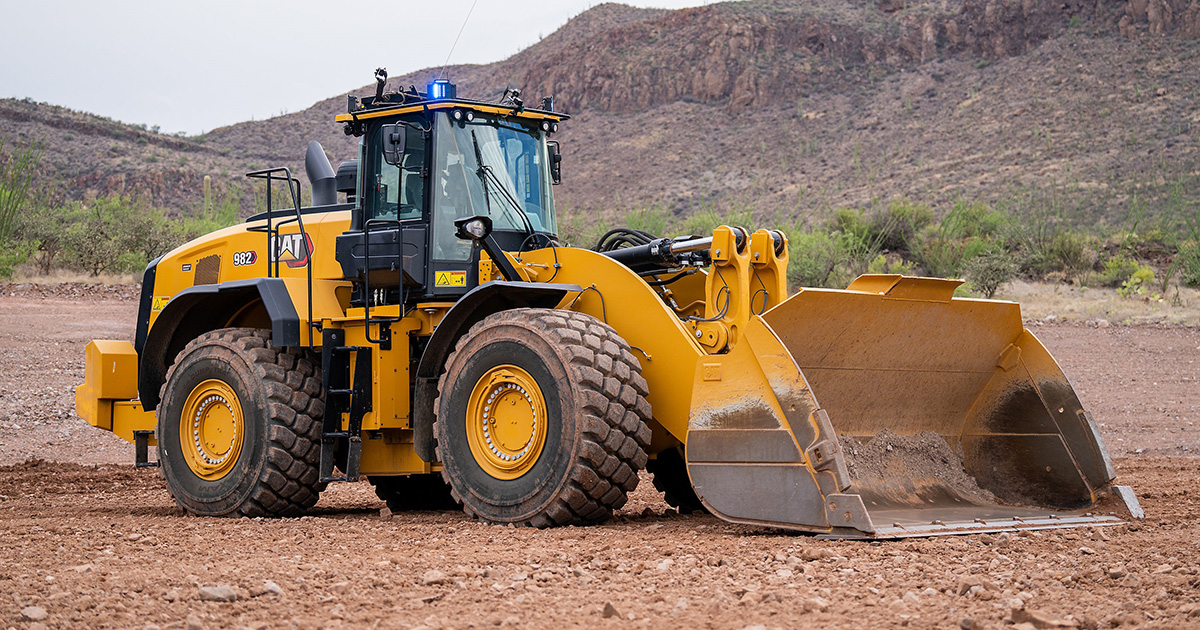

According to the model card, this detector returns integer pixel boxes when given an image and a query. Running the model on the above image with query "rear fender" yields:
[139,278,301,410]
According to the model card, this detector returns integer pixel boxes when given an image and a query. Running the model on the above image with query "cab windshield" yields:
[432,112,556,260]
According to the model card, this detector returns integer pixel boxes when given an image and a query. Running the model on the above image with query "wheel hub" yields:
[180,379,244,480]
[466,365,548,480]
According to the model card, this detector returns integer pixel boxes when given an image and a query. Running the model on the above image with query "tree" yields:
[64,195,177,276]
[0,136,44,278]
[0,136,43,243]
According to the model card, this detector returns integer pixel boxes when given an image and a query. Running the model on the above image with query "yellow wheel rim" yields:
[179,379,245,481]
[466,365,548,480]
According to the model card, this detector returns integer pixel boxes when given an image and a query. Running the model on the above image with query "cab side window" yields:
[369,124,425,222]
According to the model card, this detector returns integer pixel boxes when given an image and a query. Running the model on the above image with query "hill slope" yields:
[2,0,1197,227]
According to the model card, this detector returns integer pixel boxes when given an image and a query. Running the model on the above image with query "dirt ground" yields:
[1,285,1198,630]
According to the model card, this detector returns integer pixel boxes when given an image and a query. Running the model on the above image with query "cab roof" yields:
[335,97,569,124]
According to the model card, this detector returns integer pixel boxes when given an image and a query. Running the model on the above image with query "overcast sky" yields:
[0,0,717,136]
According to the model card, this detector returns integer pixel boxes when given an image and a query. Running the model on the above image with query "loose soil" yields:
[2,286,1198,629]
[841,430,999,506]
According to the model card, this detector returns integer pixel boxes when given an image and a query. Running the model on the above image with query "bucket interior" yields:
[762,282,1114,529]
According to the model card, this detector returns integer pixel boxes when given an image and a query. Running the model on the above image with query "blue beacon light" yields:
[428,80,456,100]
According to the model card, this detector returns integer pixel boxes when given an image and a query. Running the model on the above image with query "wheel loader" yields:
[75,74,1141,538]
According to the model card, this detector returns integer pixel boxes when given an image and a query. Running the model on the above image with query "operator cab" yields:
[333,77,567,308]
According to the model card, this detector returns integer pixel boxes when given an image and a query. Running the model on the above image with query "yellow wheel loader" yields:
[76,74,1142,537]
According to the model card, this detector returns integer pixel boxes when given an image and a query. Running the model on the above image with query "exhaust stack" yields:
[305,141,337,206]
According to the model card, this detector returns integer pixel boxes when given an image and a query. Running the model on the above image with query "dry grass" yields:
[10,269,140,285]
[1000,279,1200,325]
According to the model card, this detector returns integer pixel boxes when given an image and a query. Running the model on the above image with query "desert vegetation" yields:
[560,184,1200,305]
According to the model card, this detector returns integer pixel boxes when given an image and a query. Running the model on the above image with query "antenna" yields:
[437,0,479,79]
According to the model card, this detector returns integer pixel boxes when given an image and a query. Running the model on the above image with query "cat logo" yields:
[435,271,467,287]
[270,232,313,268]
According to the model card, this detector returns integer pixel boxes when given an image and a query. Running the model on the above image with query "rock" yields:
[21,606,48,621]
[422,570,450,585]
[1108,567,1126,579]
[776,568,793,578]
[163,588,182,602]
[1096,319,1110,329]
[127,533,142,541]
[800,547,834,561]
[185,614,204,630]
[331,581,350,594]
[922,587,939,597]
[903,591,920,604]
[380,507,393,519]
[29,624,48,630]
[197,585,238,602]
[740,591,764,604]
[602,603,620,618]
[804,596,831,612]
[70,563,94,573]
[1012,608,1079,628]
[742,625,768,630]
[956,575,999,596]
[960,619,979,630]
[1079,546,1096,555]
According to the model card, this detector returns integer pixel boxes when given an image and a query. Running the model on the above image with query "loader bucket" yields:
[684,275,1140,538]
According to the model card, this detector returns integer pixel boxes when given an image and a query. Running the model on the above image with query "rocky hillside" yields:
[2,0,1197,227]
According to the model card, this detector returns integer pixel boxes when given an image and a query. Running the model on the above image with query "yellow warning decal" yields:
[151,296,170,311]
[435,271,467,287]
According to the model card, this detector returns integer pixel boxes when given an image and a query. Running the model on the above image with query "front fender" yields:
[411,281,581,462]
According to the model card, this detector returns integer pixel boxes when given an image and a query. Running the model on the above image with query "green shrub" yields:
[870,199,933,252]
[683,208,755,236]
[1177,241,1200,288]
[622,204,672,237]
[0,239,33,279]
[947,199,1011,239]
[830,208,871,243]
[788,231,845,289]
[1117,265,1155,297]
[906,199,1005,278]
[1049,231,1093,279]
[866,254,915,275]
[909,226,992,278]
[965,251,1018,299]
[1098,255,1141,287]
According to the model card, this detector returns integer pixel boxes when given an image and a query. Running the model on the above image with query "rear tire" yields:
[157,328,325,517]
[647,445,705,514]
[434,308,652,527]
[369,474,458,511]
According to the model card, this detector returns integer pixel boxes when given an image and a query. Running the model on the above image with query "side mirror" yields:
[547,140,562,185]
[382,124,406,166]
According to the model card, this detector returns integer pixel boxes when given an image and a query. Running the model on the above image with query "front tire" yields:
[434,308,652,527]
[157,328,324,517]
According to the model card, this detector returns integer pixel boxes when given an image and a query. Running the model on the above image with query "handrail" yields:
[362,218,404,347]
[245,167,316,349]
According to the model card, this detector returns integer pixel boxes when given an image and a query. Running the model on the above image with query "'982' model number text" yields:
[233,251,258,266]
